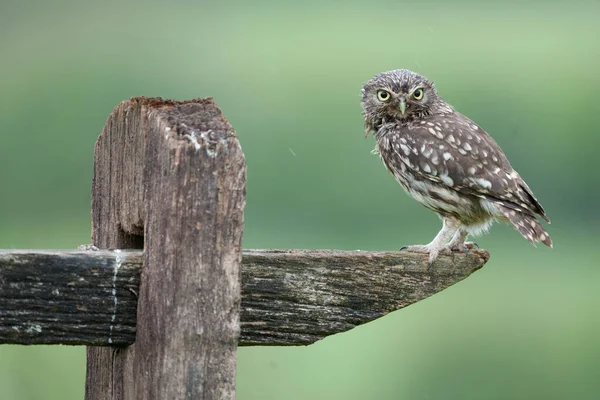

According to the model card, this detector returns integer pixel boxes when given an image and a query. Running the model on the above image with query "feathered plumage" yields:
[361,69,552,263]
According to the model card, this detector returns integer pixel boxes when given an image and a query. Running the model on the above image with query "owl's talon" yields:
[399,244,440,265]
[449,244,469,253]
[400,245,430,254]
[448,241,479,253]
[427,250,440,265]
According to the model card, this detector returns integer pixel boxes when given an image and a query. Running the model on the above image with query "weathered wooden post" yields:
[85,97,246,399]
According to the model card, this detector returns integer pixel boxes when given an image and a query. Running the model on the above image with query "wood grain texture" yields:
[85,97,245,400]
[0,248,489,346]
[0,250,141,345]
[240,248,489,345]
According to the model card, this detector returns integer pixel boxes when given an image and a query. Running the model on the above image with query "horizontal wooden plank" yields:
[0,250,141,345]
[0,249,489,346]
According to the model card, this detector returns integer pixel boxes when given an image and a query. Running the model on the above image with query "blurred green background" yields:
[0,0,598,399]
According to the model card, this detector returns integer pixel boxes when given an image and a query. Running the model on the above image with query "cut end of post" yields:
[126,96,216,109]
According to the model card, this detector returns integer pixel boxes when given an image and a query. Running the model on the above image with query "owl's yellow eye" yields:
[377,90,391,102]
[413,88,424,100]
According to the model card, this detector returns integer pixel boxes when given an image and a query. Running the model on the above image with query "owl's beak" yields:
[398,98,407,115]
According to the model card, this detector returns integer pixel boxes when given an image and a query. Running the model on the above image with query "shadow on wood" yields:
[0,248,489,346]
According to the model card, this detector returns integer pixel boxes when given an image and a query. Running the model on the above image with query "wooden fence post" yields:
[85,97,246,400]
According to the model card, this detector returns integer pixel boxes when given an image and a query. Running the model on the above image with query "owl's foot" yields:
[445,228,478,253]
[400,244,442,265]
[448,241,479,253]
[400,218,463,265]
[399,244,429,253]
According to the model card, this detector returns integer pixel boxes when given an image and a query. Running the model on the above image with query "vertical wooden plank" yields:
[86,97,245,400]
[86,99,147,400]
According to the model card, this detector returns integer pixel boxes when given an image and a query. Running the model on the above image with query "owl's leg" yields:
[401,217,459,265]
[446,227,481,253]
[446,229,478,253]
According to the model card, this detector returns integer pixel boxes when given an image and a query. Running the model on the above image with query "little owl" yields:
[361,69,552,264]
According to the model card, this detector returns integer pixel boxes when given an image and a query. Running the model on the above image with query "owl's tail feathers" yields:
[498,205,553,248]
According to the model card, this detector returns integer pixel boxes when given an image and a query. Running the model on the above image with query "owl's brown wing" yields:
[397,111,549,221]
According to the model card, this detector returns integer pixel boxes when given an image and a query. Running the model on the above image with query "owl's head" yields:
[361,69,439,134]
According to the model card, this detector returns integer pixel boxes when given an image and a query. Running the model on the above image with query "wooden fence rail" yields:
[0,248,488,347]
[0,97,490,400]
